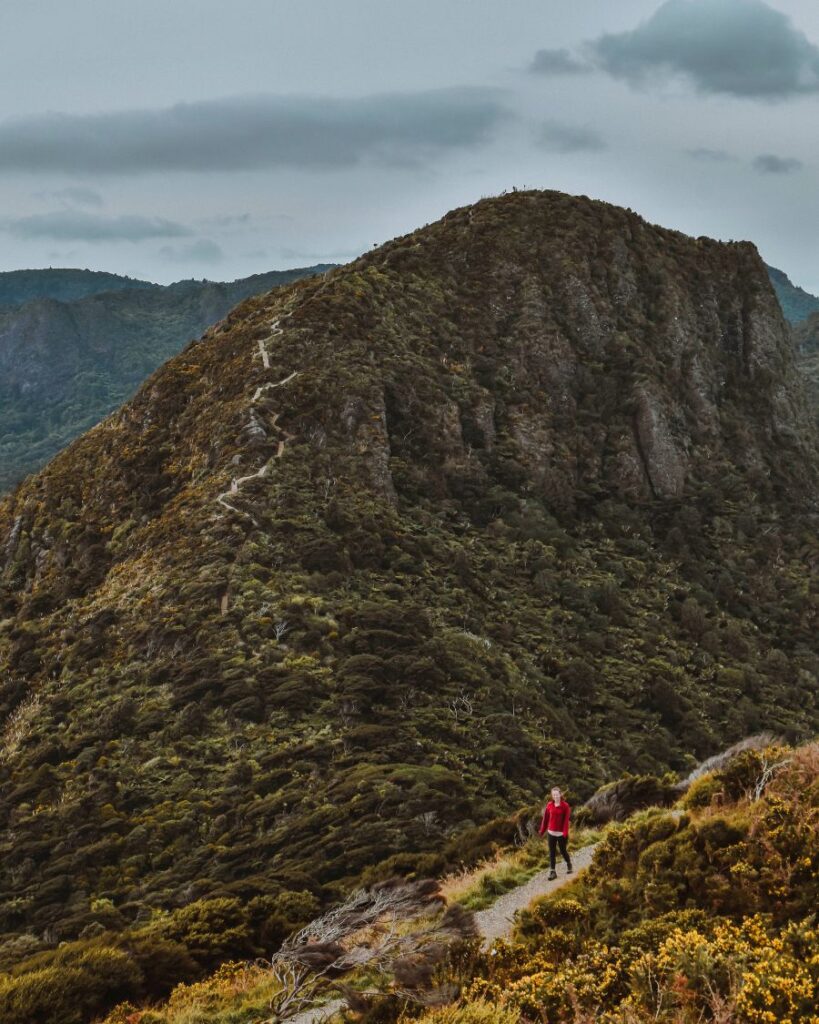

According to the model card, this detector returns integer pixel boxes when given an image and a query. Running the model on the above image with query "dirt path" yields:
[214,313,300,525]
[213,274,337,526]
[473,842,597,948]
[282,843,598,1023]
[284,998,347,1024]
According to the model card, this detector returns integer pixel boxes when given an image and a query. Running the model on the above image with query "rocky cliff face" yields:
[794,310,819,418]
[0,191,816,975]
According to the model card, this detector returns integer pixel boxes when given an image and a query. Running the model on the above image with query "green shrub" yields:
[0,947,142,1024]
[153,898,255,968]
[682,772,723,808]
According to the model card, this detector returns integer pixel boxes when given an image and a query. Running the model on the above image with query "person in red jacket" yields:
[538,786,572,879]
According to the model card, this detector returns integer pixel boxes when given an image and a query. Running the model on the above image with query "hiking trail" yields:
[214,313,298,525]
[473,842,597,947]
[282,842,598,1024]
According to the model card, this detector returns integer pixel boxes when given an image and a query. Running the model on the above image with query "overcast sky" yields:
[0,0,817,289]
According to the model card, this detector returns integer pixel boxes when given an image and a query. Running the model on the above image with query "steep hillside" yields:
[0,265,333,489]
[0,268,157,308]
[113,741,819,1024]
[765,266,819,417]
[794,311,819,415]
[0,191,817,998]
[443,740,819,1024]
[766,264,819,324]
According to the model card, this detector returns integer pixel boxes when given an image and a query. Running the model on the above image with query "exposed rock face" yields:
[0,191,816,973]
[794,311,819,419]
[632,386,686,498]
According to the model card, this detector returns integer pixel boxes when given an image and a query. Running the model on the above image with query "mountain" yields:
[0,190,817,1019]
[0,268,157,308]
[0,266,334,490]
[766,263,819,324]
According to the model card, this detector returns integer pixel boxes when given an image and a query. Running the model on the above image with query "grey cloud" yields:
[34,185,104,207]
[46,249,79,261]
[590,0,819,99]
[753,153,803,174]
[280,245,361,261]
[160,239,225,263]
[201,213,251,227]
[0,88,508,176]
[686,147,737,162]
[4,211,192,242]
[537,120,606,153]
[529,48,591,75]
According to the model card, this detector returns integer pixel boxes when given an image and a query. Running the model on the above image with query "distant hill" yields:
[0,268,157,308]
[0,191,816,1022]
[0,265,334,489]
[766,264,819,324]
[765,265,819,416]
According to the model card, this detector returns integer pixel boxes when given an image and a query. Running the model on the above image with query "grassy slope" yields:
[15,740,808,1024]
[452,741,819,1023]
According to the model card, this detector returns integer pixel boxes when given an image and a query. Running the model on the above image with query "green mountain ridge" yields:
[766,263,819,324]
[0,190,816,1016]
[0,268,158,308]
[0,265,334,490]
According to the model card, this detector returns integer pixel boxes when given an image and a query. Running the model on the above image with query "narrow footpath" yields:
[473,842,597,947]
[283,842,598,1023]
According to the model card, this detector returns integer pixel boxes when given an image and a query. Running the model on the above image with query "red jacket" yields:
[539,800,570,837]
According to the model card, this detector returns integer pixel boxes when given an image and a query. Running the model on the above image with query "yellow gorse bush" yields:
[642,917,818,1024]
[464,916,818,1024]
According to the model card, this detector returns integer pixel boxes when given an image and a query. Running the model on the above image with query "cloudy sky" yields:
[1,0,818,288]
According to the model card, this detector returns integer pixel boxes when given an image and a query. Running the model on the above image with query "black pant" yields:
[548,833,570,870]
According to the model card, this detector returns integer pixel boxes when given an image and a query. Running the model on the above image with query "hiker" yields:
[538,786,572,879]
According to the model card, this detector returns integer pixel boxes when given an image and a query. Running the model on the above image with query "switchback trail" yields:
[214,313,298,525]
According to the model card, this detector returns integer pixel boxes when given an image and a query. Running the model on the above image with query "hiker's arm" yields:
[538,806,548,835]
[563,803,570,837]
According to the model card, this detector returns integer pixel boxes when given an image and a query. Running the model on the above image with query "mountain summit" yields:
[0,191,817,975]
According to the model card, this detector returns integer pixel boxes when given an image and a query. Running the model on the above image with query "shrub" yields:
[0,947,142,1024]
[416,998,520,1024]
[151,898,255,968]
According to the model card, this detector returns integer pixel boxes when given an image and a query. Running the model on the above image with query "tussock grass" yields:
[442,828,604,912]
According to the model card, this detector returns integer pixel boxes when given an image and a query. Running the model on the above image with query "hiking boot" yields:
[548,870,557,880]
[566,861,573,874]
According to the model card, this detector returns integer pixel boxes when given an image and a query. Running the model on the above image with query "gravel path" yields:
[284,997,347,1024]
[473,842,598,948]
[282,842,599,1022]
